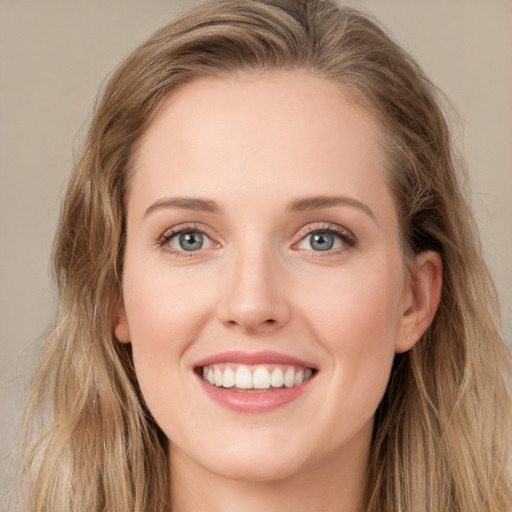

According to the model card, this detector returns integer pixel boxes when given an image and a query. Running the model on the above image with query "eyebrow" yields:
[287,195,376,221]
[144,197,220,217]
[143,194,376,222]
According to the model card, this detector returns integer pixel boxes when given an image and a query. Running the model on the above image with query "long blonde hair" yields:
[16,1,511,510]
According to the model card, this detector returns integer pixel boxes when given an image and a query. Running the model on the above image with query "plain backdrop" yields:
[1,0,511,498]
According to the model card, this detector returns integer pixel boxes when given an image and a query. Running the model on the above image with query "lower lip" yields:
[196,372,315,413]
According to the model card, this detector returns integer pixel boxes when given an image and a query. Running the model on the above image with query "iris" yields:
[310,232,334,251]
[179,232,204,251]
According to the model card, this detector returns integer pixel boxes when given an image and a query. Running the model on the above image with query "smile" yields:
[193,351,318,412]
[199,363,315,391]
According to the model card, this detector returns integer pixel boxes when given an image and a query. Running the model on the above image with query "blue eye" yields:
[296,228,353,253]
[168,230,213,252]
[309,232,335,251]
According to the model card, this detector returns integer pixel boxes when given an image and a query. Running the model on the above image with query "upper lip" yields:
[194,350,318,370]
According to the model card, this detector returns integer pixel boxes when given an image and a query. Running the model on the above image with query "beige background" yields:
[1,0,511,498]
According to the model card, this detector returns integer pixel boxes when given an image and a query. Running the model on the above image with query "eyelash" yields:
[292,223,357,257]
[157,222,357,258]
[157,223,216,258]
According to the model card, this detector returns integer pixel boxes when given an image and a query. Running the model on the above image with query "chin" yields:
[201,452,308,483]
[171,433,312,483]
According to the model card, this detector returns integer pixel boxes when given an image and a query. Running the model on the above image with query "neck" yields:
[168,436,370,512]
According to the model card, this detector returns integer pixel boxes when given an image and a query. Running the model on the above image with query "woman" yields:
[16,1,511,510]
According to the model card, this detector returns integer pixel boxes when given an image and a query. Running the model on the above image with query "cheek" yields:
[121,274,210,438]
[120,262,218,405]
[123,261,216,349]
[305,260,403,346]
[301,262,404,412]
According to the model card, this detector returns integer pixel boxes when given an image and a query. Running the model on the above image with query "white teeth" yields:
[222,367,235,388]
[214,367,223,387]
[201,363,315,390]
[270,368,284,387]
[294,369,305,386]
[284,367,295,388]
[253,366,271,389]
[234,366,253,389]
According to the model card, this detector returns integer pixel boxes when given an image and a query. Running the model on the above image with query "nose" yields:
[216,244,291,335]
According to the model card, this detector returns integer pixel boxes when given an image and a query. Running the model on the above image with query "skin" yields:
[115,71,442,512]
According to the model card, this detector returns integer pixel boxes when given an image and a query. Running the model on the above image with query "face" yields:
[116,71,424,483]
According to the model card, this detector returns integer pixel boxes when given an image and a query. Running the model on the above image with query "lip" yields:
[194,350,318,369]
[193,351,318,413]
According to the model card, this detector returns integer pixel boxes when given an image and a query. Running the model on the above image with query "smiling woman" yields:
[115,75,425,493]
[15,1,511,512]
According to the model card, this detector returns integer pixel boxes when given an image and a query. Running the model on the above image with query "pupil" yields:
[311,232,334,251]
[180,232,203,251]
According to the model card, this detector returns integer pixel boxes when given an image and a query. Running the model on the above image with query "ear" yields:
[114,298,131,343]
[395,250,443,353]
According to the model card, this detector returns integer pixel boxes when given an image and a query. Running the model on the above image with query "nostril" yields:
[227,318,276,327]
[221,307,287,333]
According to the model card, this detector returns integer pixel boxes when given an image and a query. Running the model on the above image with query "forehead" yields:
[129,70,395,223]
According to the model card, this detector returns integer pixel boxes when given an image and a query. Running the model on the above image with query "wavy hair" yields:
[16,1,511,510]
